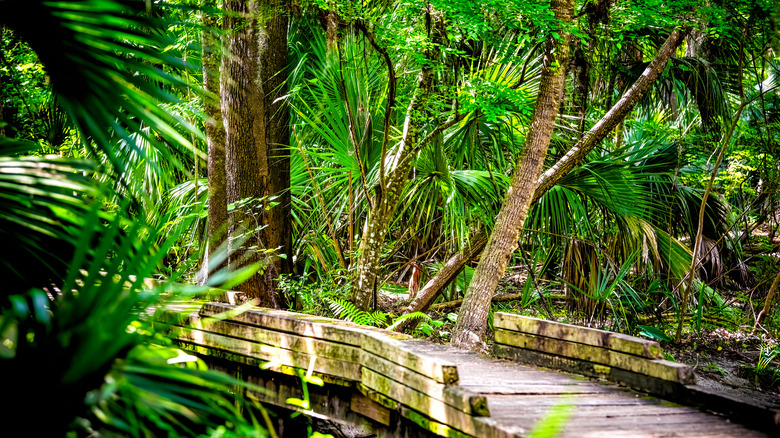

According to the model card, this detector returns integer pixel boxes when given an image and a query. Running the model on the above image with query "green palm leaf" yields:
[0,0,202,179]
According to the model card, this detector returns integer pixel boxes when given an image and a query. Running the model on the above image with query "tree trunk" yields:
[201,1,227,281]
[349,73,433,309]
[350,6,441,310]
[756,269,780,327]
[451,0,574,352]
[399,28,688,318]
[533,28,688,201]
[258,0,292,287]
[572,38,589,133]
[222,0,285,307]
[395,231,488,332]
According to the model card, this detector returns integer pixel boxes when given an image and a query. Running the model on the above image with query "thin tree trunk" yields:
[756,269,780,327]
[201,1,227,282]
[451,0,574,351]
[675,37,747,342]
[350,6,442,310]
[350,66,435,310]
[395,231,488,332]
[676,102,746,341]
[534,28,688,202]
[325,7,338,52]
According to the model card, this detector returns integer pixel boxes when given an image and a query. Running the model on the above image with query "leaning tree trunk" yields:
[222,0,284,307]
[410,28,687,326]
[202,0,227,281]
[350,6,442,311]
[533,28,688,201]
[395,231,488,332]
[258,0,292,289]
[451,0,574,351]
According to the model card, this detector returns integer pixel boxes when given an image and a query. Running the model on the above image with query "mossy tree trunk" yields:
[202,0,227,280]
[350,65,436,310]
[222,0,289,307]
[349,6,444,311]
[259,0,292,287]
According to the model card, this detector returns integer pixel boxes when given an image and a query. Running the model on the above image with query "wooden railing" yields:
[168,302,489,436]
[166,304,779,437]
[493,312,695,391]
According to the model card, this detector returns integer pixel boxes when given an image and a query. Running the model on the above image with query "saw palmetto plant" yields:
[0,1,269,435]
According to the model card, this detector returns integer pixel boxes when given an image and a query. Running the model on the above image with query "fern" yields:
[328,299,389,328]
[388,312,431,331]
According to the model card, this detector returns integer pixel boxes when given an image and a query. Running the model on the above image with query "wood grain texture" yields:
[166,304,775,437]
[494,312,663,358]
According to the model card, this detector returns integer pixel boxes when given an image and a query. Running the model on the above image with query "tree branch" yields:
[354,20,396,200]
[532,27,689,203]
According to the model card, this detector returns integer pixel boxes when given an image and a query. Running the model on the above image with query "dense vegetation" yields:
[1,0,780,435]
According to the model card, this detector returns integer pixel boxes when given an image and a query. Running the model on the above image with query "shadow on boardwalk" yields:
[167,303,778,438]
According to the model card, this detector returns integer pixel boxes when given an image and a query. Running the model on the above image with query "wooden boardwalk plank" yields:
[360,334,460,384]
[169,326,362,380]
[361,350,488,416]
[187,314,363,363]
[495,329,694,383]
[199,302,394,346]
[494,312,663,358]
[167,305,776,438]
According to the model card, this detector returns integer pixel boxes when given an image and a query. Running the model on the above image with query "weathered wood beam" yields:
[494,312,663,359]
[169,325,362,380]
[494,329,693,384]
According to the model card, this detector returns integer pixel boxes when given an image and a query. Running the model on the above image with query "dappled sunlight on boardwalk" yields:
[168,303,776,437]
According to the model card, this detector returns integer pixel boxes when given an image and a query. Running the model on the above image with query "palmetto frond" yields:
[0,138,98,292]
[399,135,509,250]
[288,22,391,271]
[0,1,273,435]
[0,0,201,177]
[2,200,268,435]
[526,136,693,294]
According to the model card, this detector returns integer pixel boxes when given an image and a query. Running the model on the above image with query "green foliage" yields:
[1,201,270,436]
[0,1,275,435]
[0,139,99,292]
[328,299,390,327]
[745,344,780,388]
[638,325,674,342]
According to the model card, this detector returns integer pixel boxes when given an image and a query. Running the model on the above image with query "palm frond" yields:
[0,138,98,292]
[0,0,202,181]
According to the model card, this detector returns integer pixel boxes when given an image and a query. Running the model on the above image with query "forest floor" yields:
[663,329,780,408]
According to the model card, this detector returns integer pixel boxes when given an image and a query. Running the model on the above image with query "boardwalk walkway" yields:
[168,303,778,438]
[406,341,766,437]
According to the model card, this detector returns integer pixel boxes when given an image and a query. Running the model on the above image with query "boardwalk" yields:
[168,303,778,438]
[406,341,767,437]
